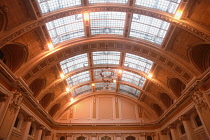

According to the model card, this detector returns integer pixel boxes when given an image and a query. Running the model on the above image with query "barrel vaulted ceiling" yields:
[0,0,209,125]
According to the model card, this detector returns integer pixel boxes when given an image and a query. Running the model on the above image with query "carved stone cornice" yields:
[0,92,8,102]
[0,6,209,48]
[192,89,209,112]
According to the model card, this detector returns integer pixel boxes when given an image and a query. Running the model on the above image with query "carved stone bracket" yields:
[139,132,146,136]
[192,89,208,112]
[0,92,8,102]
[179,115,189,121]
[168,124,176,129]
[115,133,121,137]
[26,116,34,122]
[9,90,23,112]
[38,125,45,130]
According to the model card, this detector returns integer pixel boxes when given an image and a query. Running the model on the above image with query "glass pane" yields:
[93,51,121,65]
[135,0,181,14]
[124,53,153,73]
[94,69,118,80]
[46,14,84,44]
[130,14,170,44]
[71,85,92,96]
[90,12,126,35]
[38,0,81,13]
[60,53,88,74]
[122,71,146,87]
[119,84,141,98]
[89,0,128,4]
[66,71,90,87]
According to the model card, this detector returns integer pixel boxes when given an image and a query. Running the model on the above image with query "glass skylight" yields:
[60,54,88,74]
[93,51,121,65]
[66,71,90,87]
[130,14,170,44]
[124,53,153,73]
[89,0,128,4]
[135,0,181,14]
[95,82,116,91]
[46,14,84,44]
[122,71,146,87]
[71,85,92,97]
[90,12,126,35]
[38,0,81,14]
[94,69,118,79]
[119,84,141,98]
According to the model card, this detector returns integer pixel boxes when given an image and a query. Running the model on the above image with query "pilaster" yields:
[20,116,34,140]
[179,115,195,140]
[35,125,45,140]
[192,89,210,138]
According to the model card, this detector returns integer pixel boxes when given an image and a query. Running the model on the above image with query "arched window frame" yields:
[100,135,113,140]
[125,135,136,140]
[146,135,153,140]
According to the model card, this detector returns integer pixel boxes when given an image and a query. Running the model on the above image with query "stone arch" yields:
[146,136,153,140]
[29,78,46,97]
[188,44,210,72]
[168,78,186,97]
[39,93,54,109]
[159,93,173,108]
[151,103,163,117]
[49,103,61,117]
[0,43,28,72]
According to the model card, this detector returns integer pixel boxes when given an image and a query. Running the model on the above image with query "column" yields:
[20,116,34,139]
[0,92,9,125]
[192,89,210,138]
[35,125,45,140]
[139,133,146,140]
[0,91,22,139]
[160,130,168,140]
[168,124,178,140]
[179,115,195,140]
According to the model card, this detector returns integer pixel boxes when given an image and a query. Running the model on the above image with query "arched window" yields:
[14,117,19,128]
[126,136,135,140]
[101,136,111,140]
[77,136,86,140]
[147,136,153,140]
[180,124,185,135]
[168,78,186,97]
[195,115,202,127]
[60,136,65,140]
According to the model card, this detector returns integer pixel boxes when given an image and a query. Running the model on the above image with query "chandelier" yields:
[97,68,117,90]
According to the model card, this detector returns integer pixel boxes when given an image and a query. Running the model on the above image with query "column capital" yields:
[139,132,146,136]
[38,125,45,130]
[26,116,34,122]
[0,92,8,102]
[179,115,189,121]
[192,89,208,112]
[168,124,176,129]
[146,132,155,136]
[160,130,167,135]
[45,131,51,136]
[115,133,121,137]
[91,133,97,137]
